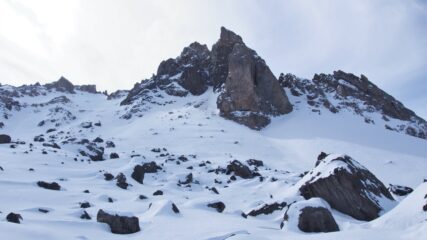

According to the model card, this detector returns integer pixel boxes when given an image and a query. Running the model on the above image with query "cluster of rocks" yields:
[280,152,396,233]
[120,27,293,129]
[279,71,427,139]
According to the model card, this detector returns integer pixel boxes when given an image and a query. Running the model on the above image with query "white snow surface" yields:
[0,87,426,239]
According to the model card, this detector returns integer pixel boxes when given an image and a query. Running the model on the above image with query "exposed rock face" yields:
[298,154,395,221]
[0,134,11,144]
[280,71,427,139]
[97,209,140,234]
[298,207,339,233]
[76,85,97,94]
[45,76,75,94]
[217,39,292,129]
[210,27,244,89]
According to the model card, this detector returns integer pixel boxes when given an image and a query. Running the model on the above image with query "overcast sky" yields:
[0,0,426,118]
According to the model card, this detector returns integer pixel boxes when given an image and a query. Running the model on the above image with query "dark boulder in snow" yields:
[110,153,119,159]
[226,160,255,179]
[37,181,61,190]
[80,210,91,220]
[131,162,161,184]
[298,207,339,233]
[298,154,394,221]
[207,202,226,213]
[388,184,414,196]
[97,209,140,234]
[6,212,23,224]
[282,198,339,233]
[115,173,129,190]
[0,134,11,144]
[104,172,114,181]
[153,190,163,196]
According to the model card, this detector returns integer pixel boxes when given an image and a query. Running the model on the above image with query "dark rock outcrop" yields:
[216,30,292,129]
[97,209,140,234]
[119,27,292,129]
[246,202,286,217]
[299,154,394,221]
[37,181,61,190]
[388,184,413,196]
[226,160,255,179]
[110,153,119,159]
[45,76,75,94]
[115,173,129,190]
[6,212,23,224]
[131,162,161,184]
[298,207,339,233]
[210,27,244,89]
[76,85,97,94]
[0,134,11,144]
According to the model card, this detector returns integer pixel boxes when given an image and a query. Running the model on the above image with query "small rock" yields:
[6,212,22,224]
[37,181,61,190]
[207,202,226,213]
[153,190,163,196]
[97,209,140,234]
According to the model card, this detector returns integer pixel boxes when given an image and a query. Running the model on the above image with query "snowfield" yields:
[0,87,426,240]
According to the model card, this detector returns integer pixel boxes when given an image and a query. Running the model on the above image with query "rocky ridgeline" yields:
[120,27,292,129]
[0,77,101,128]
[1,27,426,138]
[279,71,427,139]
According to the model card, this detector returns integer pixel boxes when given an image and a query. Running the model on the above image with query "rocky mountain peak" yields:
[121,27,293,129]
[45,76,75,94]
[218,26,244,46]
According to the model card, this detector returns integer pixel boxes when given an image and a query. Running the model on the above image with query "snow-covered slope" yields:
[0,82,425,239]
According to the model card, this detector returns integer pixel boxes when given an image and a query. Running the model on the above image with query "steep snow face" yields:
[0,80,426,239]
[279,71,427,140]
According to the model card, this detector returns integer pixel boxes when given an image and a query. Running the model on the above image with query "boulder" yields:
[110,153,119,159]
[207,202,226,213]
[0,134,11,144]
[282,198,339,233]
[115,173,129,190]
[245,202,286,217]
[298,207,339,233]
[6,212,23,224]
[298,154,395,221]
[97,209,140,234]
[131,162,161,184]
[37,181,61,190]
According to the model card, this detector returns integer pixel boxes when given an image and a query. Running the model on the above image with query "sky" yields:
[0,0,426,118]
